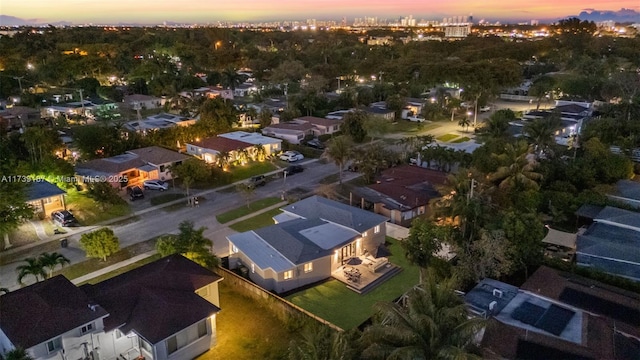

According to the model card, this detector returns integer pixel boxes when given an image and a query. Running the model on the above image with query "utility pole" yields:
[13,76,24,93]
[78,88,85,118]
[467,178,477,203]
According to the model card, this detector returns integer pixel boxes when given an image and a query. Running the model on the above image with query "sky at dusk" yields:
[3,0,639,24]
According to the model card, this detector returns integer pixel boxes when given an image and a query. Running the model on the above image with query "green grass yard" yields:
[229,162,278,183]
[390,121,440,134]
[216,197,282,224]
[451,136,472,143]
[77,254,162,285]
[436,133,460,142]
[229,209,283,232]
[285,238,419,329]
[65,191,131,225]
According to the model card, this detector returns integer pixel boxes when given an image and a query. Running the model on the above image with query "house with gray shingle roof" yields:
[228,196,389,293]
[576,206,640,281]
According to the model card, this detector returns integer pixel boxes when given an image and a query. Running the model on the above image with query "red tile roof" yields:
[366,165,448,209]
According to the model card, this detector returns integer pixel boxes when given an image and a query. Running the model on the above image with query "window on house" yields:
[374,225,380,234]
[251,263,255,273]
[139,337,152,353]
[159,165,166,172]
[362,231,368,237]
[303,262,313,273]
[42,197,52,205]
[196,286,209,298]
[114,329,123,339]
[166,320,208,355]
[47,337,62,353]
[81,323,94,334]
[232,245,238,254]
[284,270,293,280]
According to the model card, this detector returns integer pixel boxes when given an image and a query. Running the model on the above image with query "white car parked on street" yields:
[279,151,304,162]
[407,116,426,122]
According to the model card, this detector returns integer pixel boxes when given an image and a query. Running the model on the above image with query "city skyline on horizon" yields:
[2,1,639,25]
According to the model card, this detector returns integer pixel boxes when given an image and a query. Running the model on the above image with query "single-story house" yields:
[576,206,640,281]
[192,86,234,100]
[75,146,187,188]
[607,179,640,209]
[126,146,190,181]
[41,101,96,119]
[124,113,196,133]
[246,98,287,114]
[122,94,163,110]
[262,121,314,144]
[464,267,640,360]
[218,131,282,156]
[26,180,66,218]
[187,136,255,164]
[325,109,353,120]
[293,116,343,136]
[363,106,395,120]
[228,196,389,293]
[353,165,447,226]
[0,255,222,360]
[0,106,42,131]
[233,83,257,98]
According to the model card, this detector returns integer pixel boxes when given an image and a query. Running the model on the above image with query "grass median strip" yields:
[436,133,460,142]
[216,197,282,224]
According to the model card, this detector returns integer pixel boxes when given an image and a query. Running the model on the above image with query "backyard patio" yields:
[332,255,402,294]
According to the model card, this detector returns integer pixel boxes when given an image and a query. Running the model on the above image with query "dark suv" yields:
[284,165,304,176]
[127,185,145,201]
[246,175,266,189]
[51,210,77,227]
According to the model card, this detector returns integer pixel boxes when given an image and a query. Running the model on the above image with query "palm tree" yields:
[523,115,562,156]
[288,323,358,360]
[254,143,267,161]
[16,257,46,285]
[458,117,471,132]
[323,135,353,185]
[217,150,231,170]
[38,252,70,278]
[221,67,242,90]
[4,348,34,360]
[361,273,483,360]
[489,141,542,192]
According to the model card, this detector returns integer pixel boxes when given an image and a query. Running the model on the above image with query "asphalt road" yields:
[0,159,359,291]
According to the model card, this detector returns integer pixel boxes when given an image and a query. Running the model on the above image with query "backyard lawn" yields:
[216,197,283,224]
[197,280,295,360]
[452,136,472,143]
[229,208,283,232]
[285,237,419,329]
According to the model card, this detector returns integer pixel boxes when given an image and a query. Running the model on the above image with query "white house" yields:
[219,131,282,156]
[0,255,222,360]
[122,94,163,110]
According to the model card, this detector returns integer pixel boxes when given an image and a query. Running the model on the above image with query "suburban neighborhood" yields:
[0,9,639,360]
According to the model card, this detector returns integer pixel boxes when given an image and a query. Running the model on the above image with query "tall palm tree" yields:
[323,135,353,185]
[4,348,34,360]
[254,143,267,161]
[221,67,242,90]
[361,274,483,360]
[523,115,562,156]
[217,150,231,170]
[489,141,542,192]
[16,257,46,285]
[458,117,471,132]
[38,252,70,278]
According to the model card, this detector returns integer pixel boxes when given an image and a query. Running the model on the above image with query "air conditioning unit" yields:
[492,289,503,298]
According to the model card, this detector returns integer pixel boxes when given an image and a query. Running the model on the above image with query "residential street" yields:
[0,159,361,291]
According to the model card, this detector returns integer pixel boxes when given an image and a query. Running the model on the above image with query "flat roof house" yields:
[218,131,282,156]
[187,136,255,165]
[0,255,223,360]
[228,196,396,294]
[262,121,314,144]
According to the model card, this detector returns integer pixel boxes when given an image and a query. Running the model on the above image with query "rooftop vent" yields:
[492,289,503,298]
[489,301,498,311]
[88,303,99,312]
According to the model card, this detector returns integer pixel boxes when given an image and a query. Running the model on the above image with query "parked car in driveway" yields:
[305,139,325,149]
[51,210,77,227]
[279,151,304,162]
[246,175,266,189]
[143,179,169,191]
[407,116,426,122]
[127,185,145,201]
[284,165,304,176]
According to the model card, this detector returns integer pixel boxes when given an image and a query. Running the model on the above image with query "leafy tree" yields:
[80,228,120,261]
[353,142,401,183]
[3,348,34,360]
[342,110,368,143]
[73,77,101,96]
[454,230,513,283]
[385,94,405,120]
[258,108,273,128]
[221,67,243,90]
[86,181,126,207]
[361,273,483,360]
[170,158,210,196]
[0,140,34,248]
[401,218,448,283]
[528,75,556,110]
[323,135,352,184]
[501,211,545,277]
[481,110,515,139]
[197,98,238,135]
[16,257,46,285]
[363,116,391,143]
[156,221,218,268]
[38,252,70,278]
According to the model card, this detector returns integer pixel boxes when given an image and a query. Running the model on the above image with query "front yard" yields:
[229,208,283,232]
[285,237,420,329]
[65,190,131,225]
[216,197,283,224]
